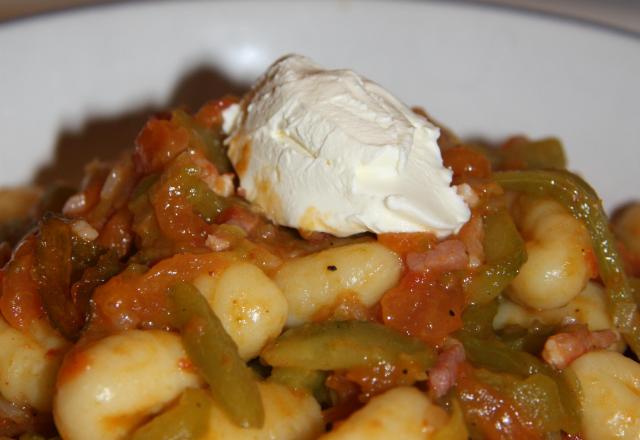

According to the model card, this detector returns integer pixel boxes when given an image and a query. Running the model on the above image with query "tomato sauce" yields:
[381,271,465,347]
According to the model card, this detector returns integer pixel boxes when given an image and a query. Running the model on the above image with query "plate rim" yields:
[1,0,638,42]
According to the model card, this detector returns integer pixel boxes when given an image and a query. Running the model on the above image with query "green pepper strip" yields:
[461,300,498,338]
[269,367,330,406]
[261,320,436,371]
[173,110,232,174]
[494,170,640,356]
[466,210,527,304]
[502,137,567,170]
[128,174,162,249]
[169,282,264,429]
[178,170,228,224]
[457,332,581,434]
[35,216,84,340]
[474,369,568,434]
[131,388,213,440]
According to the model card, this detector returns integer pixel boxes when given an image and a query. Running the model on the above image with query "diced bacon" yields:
[457,183,480,208]
[71,220,99,242]
[542,326,620,369]
[213,173,235,197]
[428,340,465,399]
[99,159,136,204]
[62,193,87,217]
[205,233,231,252]
[406,240,468,273]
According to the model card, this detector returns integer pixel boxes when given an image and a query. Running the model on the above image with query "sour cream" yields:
[223,55,469,237]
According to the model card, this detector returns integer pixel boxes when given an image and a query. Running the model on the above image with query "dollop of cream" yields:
[223,55,469,237]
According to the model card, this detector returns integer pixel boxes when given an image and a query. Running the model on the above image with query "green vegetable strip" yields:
[474,369,568,434]
[35,216,84,340]
[457,332,581,434]
[261,320,436,370]
[466,210,527,304]
[130,388,213,440]
[72,251,123,314]
[494,170,640,356]
[461,301,498,339]
[178,171,228,224]
[169,283,264,429]
[502,137,567,170]
[269,367,330,405]
[173,110,232,174]
[458,332,547,377]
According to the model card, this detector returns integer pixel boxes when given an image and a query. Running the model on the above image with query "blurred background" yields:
[1,0,639,34]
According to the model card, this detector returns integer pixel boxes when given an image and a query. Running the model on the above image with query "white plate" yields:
[0,0,638,210]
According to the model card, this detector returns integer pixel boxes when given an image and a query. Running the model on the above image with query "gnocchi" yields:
[193,261,288,360]
[201,381,323,439]
[494,281,615,333]
[508,196,592,309]
[2,56,639,440]
[0,317,68,412]
[53,330,202,440]
[274,243,402,325]
[319,387,448,440]
[570,351,640,439]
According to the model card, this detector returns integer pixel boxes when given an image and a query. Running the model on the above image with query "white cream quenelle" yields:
[223,55,470,237]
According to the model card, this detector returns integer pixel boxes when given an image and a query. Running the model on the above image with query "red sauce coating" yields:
[381,271,464,347]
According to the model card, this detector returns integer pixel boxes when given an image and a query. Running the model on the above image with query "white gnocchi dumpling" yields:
[53,330,202,440]
[202,381,323,439]
[193,261,288,360]
[0,317,68,412]
[319,387,447,440]
[494,281,614,332]
[508,196,591,310]
[570,351,640,439]
[274,242,402,325]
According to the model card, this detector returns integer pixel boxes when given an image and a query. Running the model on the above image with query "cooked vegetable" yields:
[70,250,123,316]
[173,109,232,174]
[261,320,436,370]
[494,170,640,356]
[499,324,555,355]
[169,282,264,428]
[474,369,568,435]
[269,367,330,405]
[457,332,581,433]
[501,137,567,170]
[128,173,162,250]
[461,300,498,339]
[35,216,83,339]
[130,388,213,440]
[465,210,527,304]
[457,367,542,439]
[177,168,228,224]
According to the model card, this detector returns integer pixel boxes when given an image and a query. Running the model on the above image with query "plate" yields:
[0,0,638,210]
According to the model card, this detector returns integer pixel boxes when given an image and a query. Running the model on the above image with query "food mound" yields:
[1,55,640,440]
